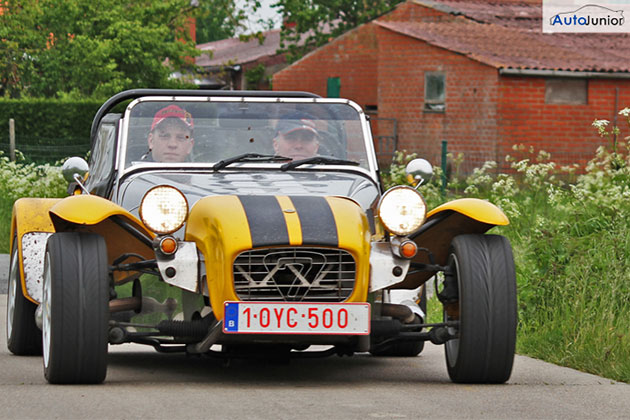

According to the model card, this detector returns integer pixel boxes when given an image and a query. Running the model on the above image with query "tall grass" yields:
[499,146,630,383]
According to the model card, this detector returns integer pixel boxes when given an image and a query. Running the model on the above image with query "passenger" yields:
[145,105,194,162]
[273,113,320,161]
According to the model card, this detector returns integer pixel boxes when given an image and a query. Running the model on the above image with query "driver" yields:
[273,113,320,161]
[145,105,194,162]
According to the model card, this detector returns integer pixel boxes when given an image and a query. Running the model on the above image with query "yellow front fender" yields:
[49,195,156,284]
[49,194,145,226]
[393,198,509,289]
[11,198,61,303]
[426,198,509,226]
[11,198,59,243]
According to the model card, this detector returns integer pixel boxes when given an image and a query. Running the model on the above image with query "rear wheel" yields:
[444,234,517,383]
[6,237,42,355]
[42,232,109,384]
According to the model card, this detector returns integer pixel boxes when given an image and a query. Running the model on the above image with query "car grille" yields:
[233,248,356,302]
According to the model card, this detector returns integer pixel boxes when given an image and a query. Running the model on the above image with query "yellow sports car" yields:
[6,89,516,384]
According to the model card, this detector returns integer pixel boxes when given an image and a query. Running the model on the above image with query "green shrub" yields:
[0,151,67,252]
[0,97,101,163]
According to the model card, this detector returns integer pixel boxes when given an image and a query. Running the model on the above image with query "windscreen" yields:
[124,100,371,169]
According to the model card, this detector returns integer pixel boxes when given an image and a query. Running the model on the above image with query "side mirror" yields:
[62,157,90,195]
[61,157,89,183]
[405,158,433,186]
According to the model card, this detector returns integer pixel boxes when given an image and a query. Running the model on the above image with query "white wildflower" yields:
[464,185,479,195]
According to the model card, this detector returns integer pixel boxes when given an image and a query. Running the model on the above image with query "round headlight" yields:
[377,186,427,236]
[139,186,189,234]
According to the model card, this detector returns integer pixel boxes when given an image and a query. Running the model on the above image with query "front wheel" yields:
[42,232,109,384]
[444,234,517,384]
[6,237,42,355]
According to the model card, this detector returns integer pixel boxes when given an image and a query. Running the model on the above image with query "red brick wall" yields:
[273,23,379,108]
[497,77,630,170]
[272,1,449,105]
[377,27,499,172]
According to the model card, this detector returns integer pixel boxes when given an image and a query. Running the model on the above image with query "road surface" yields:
[1,294,628,419]
[0,254,8,294]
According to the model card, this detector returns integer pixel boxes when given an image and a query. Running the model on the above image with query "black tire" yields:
[444,234,517,384]
[370,313,425,357]
[42,232,109,384]
[6,237,42,355]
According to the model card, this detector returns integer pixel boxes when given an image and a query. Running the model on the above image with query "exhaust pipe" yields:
[37,295,170,329]
[109,296,142,312]
[108,296,178,317]
[381,303,416,324]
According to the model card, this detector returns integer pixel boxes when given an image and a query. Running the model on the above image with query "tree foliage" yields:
[195,0,241,44]
[0,0,403,98]
[268,0,404,62]
[0,0,202,98]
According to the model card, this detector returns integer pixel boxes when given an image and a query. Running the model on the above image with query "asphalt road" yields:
[0,254,8,294]
[1,295,629,419]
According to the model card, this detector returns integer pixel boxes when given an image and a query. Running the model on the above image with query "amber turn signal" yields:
[400,241,418,259]
[159,236,178,255]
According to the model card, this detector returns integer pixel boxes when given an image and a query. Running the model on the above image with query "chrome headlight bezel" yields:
[377,186,427,236]
[139,185,189,235]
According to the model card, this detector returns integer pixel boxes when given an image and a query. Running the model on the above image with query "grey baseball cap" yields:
[276,112,319,137]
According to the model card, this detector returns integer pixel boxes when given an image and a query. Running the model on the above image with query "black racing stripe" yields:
[290,196,338,247]
[238,196,289,247]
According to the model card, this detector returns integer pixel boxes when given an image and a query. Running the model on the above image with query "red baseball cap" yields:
[151,105,194,131]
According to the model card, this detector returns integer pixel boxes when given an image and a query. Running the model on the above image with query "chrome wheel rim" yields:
[6,249,18,340]
[42,252,51,368]
[444,253,460,369]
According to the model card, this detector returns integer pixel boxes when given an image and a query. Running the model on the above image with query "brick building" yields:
[195,29,287,90]
[272,0,630,172]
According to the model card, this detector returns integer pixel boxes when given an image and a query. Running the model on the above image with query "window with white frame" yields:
[424,72,445,112]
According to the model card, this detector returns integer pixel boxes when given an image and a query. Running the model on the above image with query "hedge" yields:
[0,98,104,163]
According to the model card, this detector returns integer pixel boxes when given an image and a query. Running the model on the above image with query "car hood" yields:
[116,170,379,216]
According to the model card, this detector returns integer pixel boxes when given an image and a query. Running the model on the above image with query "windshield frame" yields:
[116,95,379,182]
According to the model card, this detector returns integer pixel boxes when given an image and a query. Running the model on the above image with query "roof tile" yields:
[375,16,630,72]
[196,29,281,68]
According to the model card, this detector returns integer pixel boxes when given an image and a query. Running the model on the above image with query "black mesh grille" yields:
[233,248,356,302]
